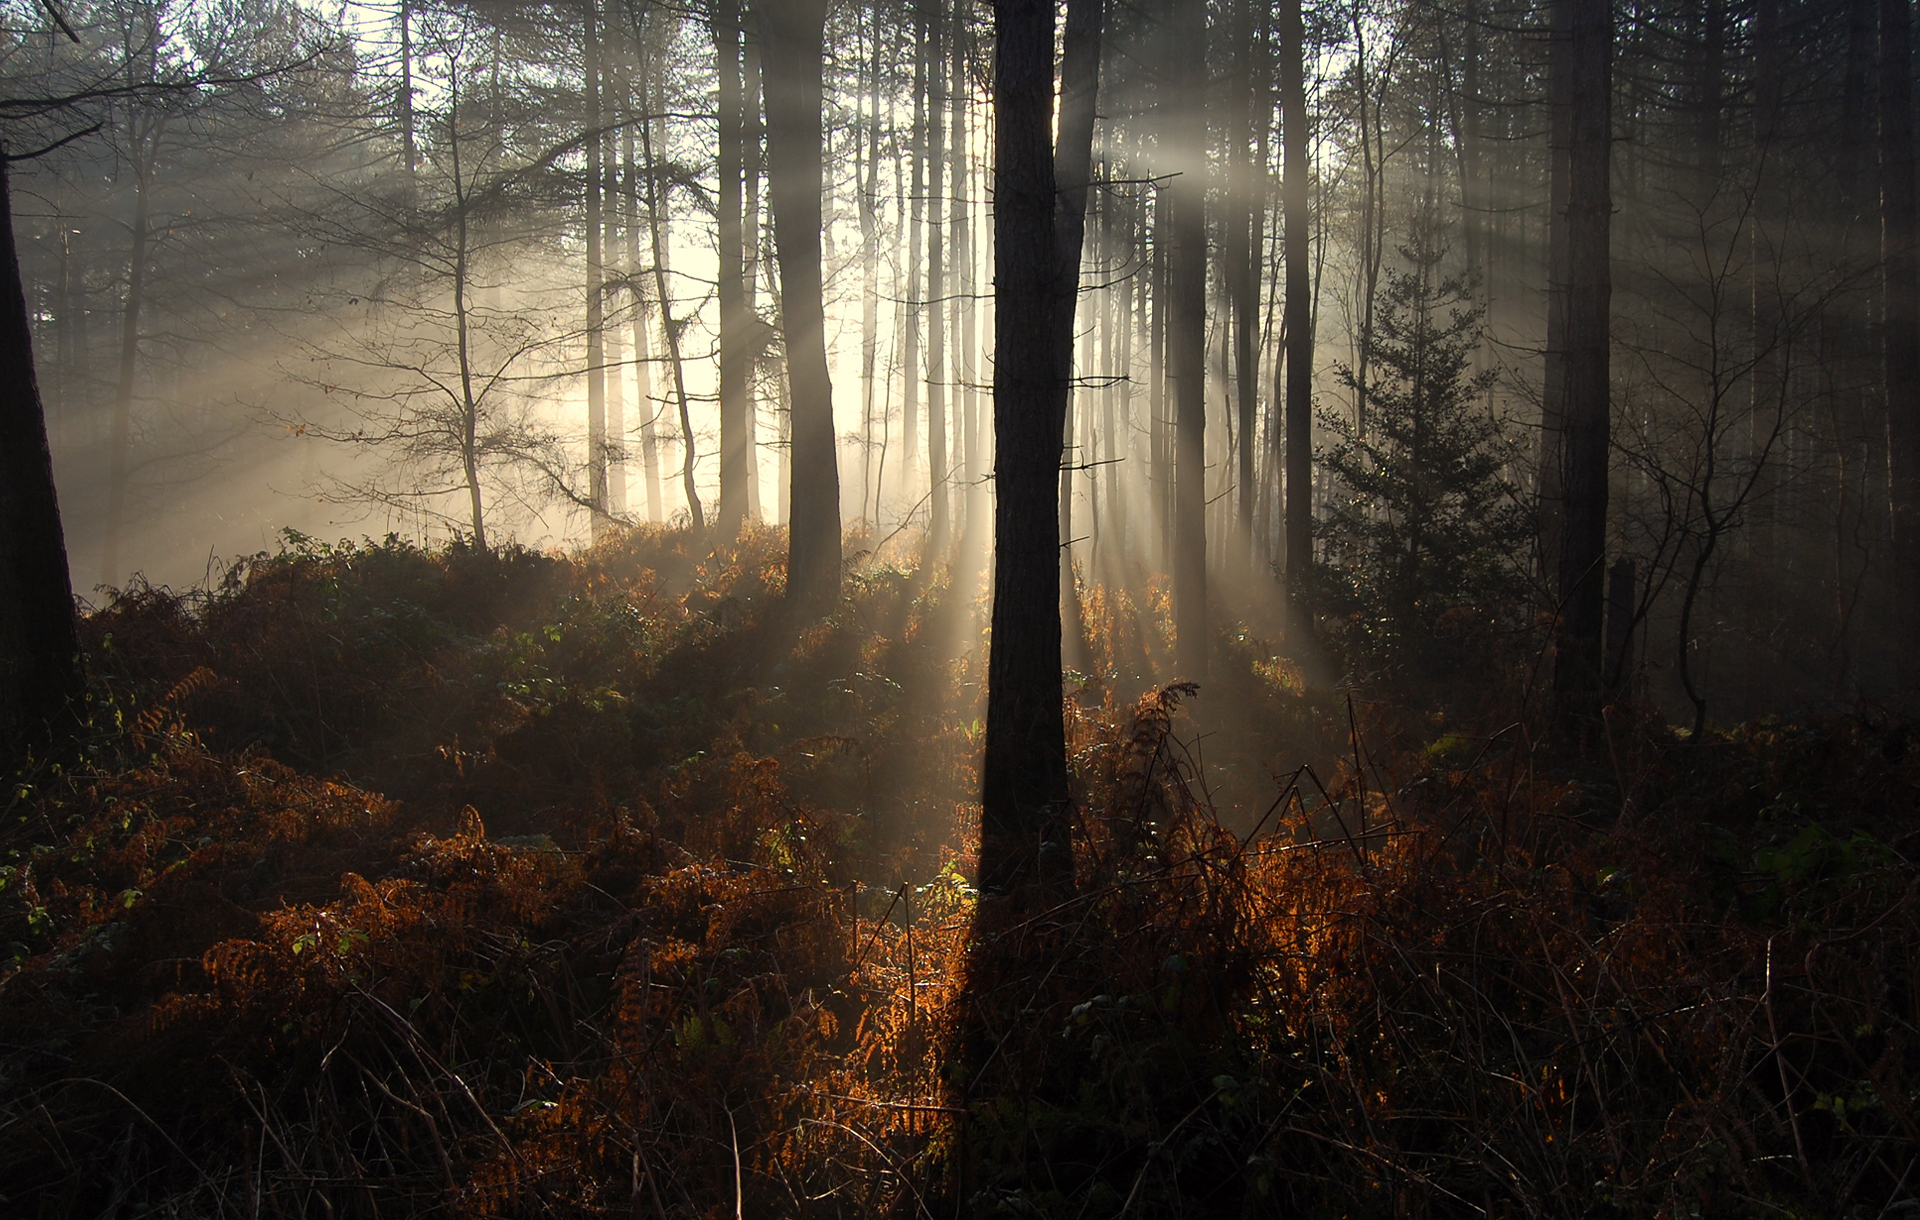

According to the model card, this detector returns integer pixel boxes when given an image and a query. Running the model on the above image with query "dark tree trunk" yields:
[1167,0,1208,678]
[715,0,752,537]
[1537,0,1573,584]
[1281,0,1312,584]
[1229,0,1259,568]
[1883,0,1920,682]
[982,0,1102,895]
[586,0,608,536]
[927,10,950,559]
[0,156,85,760]
[1550,0,1613,724]
[762,0,841,610]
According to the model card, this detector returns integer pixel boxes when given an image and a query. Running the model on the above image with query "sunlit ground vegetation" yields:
[2,529,1917,1217]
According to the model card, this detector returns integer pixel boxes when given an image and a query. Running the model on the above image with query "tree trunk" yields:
[0,155,85,760]
[1883,0,1920,682]
[623,82,663,523]
[858,5,882,528]
[715,0,752,537]
[1229,0,1259,569]
[101,118,159,588]
[1282,0,1312,585]
[1537,0,1573,582]
[586,0,609,537]
[640,68,702,529]
[1168,0,1208,678]
[1550,0,1613,724]
[984,0,1061,894]
[927,11,950,559]
[762,0,841,610]
[903,15,925,497]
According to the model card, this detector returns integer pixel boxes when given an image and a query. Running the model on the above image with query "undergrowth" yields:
[0,527,1915,1217]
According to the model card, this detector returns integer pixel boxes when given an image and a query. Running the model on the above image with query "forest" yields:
[1,0,1919,1211]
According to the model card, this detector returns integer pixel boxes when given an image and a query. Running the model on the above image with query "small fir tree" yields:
[1316,229,1531,671]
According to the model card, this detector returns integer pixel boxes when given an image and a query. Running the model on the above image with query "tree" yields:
[714,0,753,538]
[1166,0,1206,679]
[1280,0,1313,588]
[281,13,574,549]
[0,153,85,761]
[1316,229,1529,671]
[981,0,1103,894]
[760,0,840,610]
[1549,0,1613,725]
[1882,0,1920,684]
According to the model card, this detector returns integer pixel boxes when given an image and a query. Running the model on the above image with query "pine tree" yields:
[1316,228,1530,670]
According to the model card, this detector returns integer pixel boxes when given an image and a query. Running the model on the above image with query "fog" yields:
[5,0,1909,730]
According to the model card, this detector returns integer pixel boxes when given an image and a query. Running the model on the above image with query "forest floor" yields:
[2,526,1917,1218]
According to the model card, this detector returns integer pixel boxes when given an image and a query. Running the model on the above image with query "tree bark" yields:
[1537,0,1573,583]
[0,154,86,760]
[1883,0,1920,682]
[982,0,1101,895]
[927,10,950,559]
[1229,0,1259,569]
[762,0,841,610]
[1550,0,1613,724]
[586,0,609,537]
[1281,0,1313,586]
[715,0,752,537]
[1282,0,1313,587]
[1167,0,1208,679]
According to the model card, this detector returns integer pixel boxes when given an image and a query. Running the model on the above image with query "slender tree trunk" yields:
[447,106,489,550]
[640,62,703,528]
[715,0,751,536]
[927,11,950,558]
[1168,0,1208,678]
[859,6,881,529]
[102,120,159,587]
[1538,0,1573,581]
[623,73,662,523]
[399,0,416,198]
[0,155,85,759]
[1229,0,1259,569]
[743,26,764,521]
[1150,196,1170,568]
[1550,0,1613,723]
[952,1,979,545]
[586,0,609,536]
[762,0,841,609]
[1282,0,1312,585]
[904,12,926,495]
[1053,0,1104,673]
[1883,0,1920,682]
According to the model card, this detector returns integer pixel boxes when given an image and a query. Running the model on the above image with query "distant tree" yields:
[712,0,753,538]
[760,0,840,610]
[1316,230,1529,672]
[1165,0,1206,679]
[1280,0,1313,588]
[279,13,573,550]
